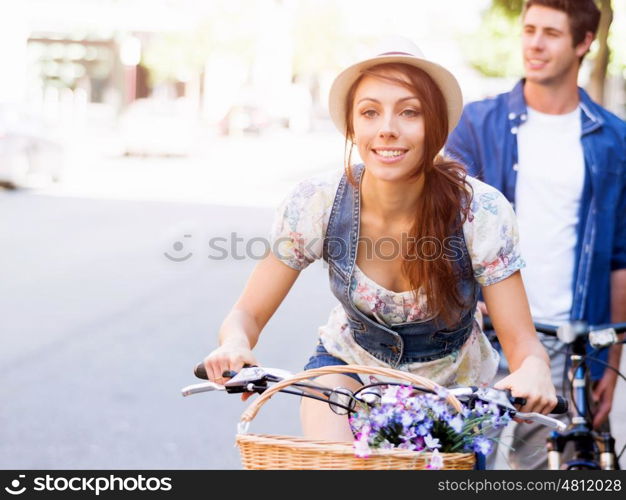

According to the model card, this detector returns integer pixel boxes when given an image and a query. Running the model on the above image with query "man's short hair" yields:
[524,0,601,46]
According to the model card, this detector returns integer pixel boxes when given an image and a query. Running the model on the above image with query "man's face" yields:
[521,5,588,86]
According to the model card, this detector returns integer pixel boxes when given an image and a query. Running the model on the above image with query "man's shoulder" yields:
[597,106,626,137]
[581,91,626,137]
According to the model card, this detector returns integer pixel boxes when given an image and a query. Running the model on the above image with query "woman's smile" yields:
[371,147,409,163]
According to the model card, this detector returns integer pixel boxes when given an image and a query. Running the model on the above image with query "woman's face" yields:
[351,71,425,183]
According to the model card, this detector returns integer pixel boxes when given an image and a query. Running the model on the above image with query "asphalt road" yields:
[1,189,624,469]
[0,189,337,469]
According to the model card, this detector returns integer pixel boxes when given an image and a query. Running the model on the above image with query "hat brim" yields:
[328,54,463,137]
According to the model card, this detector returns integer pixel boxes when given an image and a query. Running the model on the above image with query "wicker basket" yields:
[235,365,476,470]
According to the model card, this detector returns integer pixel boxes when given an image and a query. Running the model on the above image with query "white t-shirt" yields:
[515,106,584,325]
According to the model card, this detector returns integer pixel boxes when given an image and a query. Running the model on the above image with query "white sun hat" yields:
[328,36,463,136]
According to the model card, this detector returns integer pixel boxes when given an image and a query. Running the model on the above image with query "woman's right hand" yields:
[202,345,258,384]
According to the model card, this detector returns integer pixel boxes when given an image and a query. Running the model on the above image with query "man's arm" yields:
[591,152,626,428]
[445,109,482,178]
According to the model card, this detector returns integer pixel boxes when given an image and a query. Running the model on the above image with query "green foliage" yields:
[491,0,524,16]
[291,0,362,78]
[463,8,523,78]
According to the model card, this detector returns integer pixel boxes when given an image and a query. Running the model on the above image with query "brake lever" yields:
[516,411,567,431]
[181,381,226,397]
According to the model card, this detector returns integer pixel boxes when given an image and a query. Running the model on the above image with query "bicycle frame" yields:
[547,334,620,470]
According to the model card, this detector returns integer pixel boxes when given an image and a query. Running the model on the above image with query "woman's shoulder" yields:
[464,175,512,218]
[270,168,344,270]
[279,168,343,219]
[287,168,343,202]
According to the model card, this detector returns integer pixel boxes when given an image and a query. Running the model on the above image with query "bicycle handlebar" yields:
[190,363,568,416]
[483,317,626,348]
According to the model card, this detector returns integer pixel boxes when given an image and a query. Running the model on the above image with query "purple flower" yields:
[490,412,511,429]
[429,399,449,418]
[473,436,494,456]
[415,419,433,436]
[413,436,425,451]
[398,441,417,451]
[370,409,390,428]
[400,427,417,442]
[473,401,488,416]
[448,414,464,433]
[397,386,414,401]
[401,412,415,428]
[427,449,444,470]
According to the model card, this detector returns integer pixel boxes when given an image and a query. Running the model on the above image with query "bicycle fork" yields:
[546,356,619,470]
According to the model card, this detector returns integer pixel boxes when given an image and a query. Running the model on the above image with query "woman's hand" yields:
[203,345,259,401]
[202,345,258,383]
[494,355,557,417]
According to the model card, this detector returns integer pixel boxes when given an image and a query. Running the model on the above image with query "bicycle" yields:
[484,317,626,470]
[181,363,567,470]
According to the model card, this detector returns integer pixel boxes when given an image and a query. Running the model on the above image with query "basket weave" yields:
[235,365,476,470]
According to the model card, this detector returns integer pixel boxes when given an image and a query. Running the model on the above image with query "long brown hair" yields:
[344,62,473,326]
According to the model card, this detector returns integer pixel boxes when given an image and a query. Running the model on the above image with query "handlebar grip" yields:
[509,393,568,414]
[551,396,568,415]
[193,363,253,380]
[194,363,208,380]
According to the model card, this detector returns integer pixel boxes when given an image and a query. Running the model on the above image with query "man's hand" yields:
[591,370,618,429]
[478,300,489,317]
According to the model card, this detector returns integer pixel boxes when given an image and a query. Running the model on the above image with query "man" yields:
[446,0,626,469]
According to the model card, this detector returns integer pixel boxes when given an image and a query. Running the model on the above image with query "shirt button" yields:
[511,127,518,134]
[508,112,516,120]
[512,163,519,171]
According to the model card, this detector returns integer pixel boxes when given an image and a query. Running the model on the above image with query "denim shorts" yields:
[303,341,362,384]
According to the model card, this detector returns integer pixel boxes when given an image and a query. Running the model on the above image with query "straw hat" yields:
[328,36,463,136]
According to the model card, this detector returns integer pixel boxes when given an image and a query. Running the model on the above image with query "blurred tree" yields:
[588,0,613,103]
[467,0,619,105]
[141,0,257,89]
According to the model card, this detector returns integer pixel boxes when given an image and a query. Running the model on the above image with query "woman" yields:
[203,38,557,442]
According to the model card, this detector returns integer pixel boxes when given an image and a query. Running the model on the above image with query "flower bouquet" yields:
[349,385,511,469]
[236,365,500,469]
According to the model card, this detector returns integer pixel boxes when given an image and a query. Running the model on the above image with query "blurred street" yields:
[0,184,339,469]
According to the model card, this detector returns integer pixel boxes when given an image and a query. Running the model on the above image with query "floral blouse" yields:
[270,168,525,387]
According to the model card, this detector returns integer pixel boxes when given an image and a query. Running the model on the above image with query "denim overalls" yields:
[309,164,479,371]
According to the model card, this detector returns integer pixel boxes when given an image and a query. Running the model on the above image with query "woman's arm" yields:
[202,252,301,382]
[481,270,557,415]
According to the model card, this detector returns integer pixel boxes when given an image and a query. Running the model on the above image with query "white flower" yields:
[424,434,441,450]
[381,385,401,405]
[354,438,371,458]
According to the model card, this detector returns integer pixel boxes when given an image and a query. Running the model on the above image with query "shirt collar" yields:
[507,79,604,134]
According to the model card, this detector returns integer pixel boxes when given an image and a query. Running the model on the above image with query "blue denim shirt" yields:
[446,80,626,379]
[322,163,479,367]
